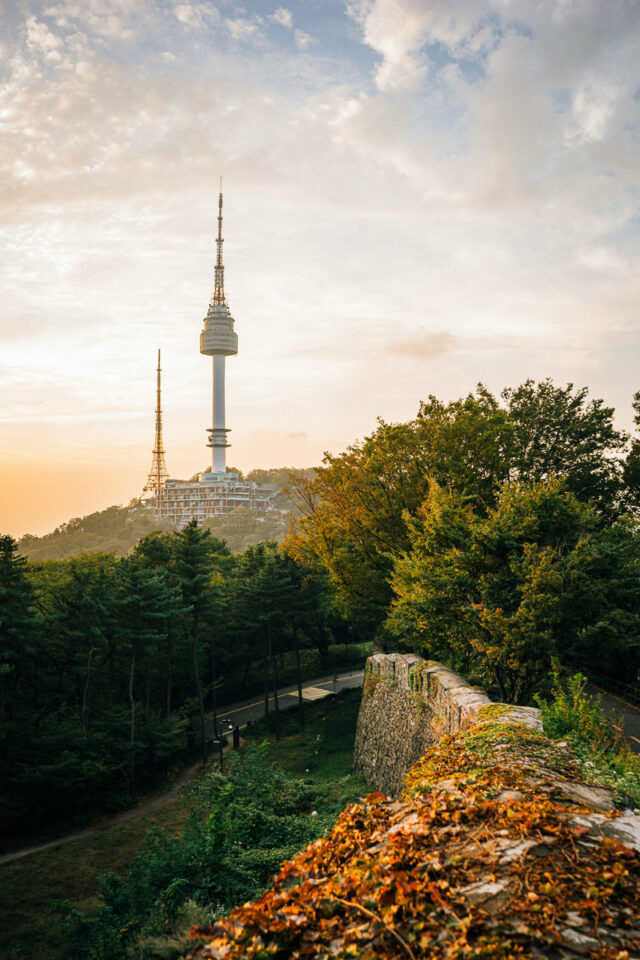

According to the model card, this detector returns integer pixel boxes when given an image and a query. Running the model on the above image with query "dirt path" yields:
[0,757,202,867]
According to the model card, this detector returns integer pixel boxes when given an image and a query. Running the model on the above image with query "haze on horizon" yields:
[1,0,639,538]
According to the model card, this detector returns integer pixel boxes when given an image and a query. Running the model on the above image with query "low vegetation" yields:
[536,670,640,810]
[0,688,366,960]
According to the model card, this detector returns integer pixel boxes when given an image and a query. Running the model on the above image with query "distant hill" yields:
[17,467,316,561]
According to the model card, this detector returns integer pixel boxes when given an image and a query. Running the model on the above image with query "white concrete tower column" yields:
[212,354,227,473]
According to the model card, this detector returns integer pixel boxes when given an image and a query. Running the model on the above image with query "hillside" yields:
[17,467,315,561]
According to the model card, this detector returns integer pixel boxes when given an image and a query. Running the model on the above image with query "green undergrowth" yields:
[0,689,366,960]
[536,670,640,810]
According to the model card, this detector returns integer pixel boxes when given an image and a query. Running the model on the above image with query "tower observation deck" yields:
[200,182,238,477]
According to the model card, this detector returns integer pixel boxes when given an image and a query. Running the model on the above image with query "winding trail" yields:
[0,670,364,867]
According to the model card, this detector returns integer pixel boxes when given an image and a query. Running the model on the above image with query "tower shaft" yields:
[142,349,169,499]
[211,354,227,473]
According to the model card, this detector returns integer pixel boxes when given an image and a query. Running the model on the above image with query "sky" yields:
[1,0,639,537]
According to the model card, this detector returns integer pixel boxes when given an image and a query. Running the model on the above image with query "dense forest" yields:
[288,379,640,701]
[0,526,356,846]
[17,467,316,562]
[4,378,640,846]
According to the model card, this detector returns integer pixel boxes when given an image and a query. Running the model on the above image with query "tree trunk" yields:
[165,636,172,716]
[240,657,250,691]
[293,620,304,727]
[129,646,136,795]
[193,618,208,766]
[81,646,94,740]
[211,631,218,740]
[270,624,280,740]
[263,645,270,722]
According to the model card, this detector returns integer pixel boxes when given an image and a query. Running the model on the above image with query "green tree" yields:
[172,521,229,765]
[234,543,294,738]
[623,391,640,510]
[288,380,627,632]
[502,379,626,513]
[0,536,37,720]
[116,556,181,793]
[387,480,640,702]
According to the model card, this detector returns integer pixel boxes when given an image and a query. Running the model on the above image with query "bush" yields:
[536,670,640,810]
[57,742,362,959]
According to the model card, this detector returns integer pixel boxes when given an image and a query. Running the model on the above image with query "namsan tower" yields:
[200,180,238,478]
[141,349,169,500]
[150,185,277,526]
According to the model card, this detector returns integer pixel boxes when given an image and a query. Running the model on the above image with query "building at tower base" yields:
[154,474,277,527]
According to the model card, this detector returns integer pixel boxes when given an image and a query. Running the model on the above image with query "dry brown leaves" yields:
[188,722,640,959]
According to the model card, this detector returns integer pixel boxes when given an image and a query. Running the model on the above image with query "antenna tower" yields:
[212,177,226,306]
[142,349,169,499]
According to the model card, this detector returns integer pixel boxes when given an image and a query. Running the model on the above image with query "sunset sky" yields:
[1,0,639,537]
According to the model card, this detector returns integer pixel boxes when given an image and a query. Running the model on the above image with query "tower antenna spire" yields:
[212,179,225,306]
[142,348,169,499]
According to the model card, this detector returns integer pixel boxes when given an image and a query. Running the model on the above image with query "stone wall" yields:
[354,653,541,795]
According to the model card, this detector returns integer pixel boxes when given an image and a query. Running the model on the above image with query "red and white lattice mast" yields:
[141,349,169,499]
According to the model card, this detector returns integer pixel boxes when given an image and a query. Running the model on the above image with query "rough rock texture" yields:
[354,654,541,796]
[352,656,439,796]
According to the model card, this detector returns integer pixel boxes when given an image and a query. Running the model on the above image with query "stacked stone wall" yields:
[354,653,541,795]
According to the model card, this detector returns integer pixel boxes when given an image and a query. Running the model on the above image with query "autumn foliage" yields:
[188,716,640,959]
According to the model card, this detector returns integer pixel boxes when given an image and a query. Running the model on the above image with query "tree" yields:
[172,522,229,765]
[0,537,38,720]
[117,556,181,793]
[234,543,294,738]
[287,380,628,632]
[387,480,640,702]
[502,379,626,514]
[623,391,640,511]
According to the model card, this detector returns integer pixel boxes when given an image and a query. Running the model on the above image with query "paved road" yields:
[586,683,640,754]
[0,670,364,867]
[212,670,365,737]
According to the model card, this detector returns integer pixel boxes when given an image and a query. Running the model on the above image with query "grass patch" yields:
[0,800,191,960]
[246,687,365,784]
[0,688,365,960]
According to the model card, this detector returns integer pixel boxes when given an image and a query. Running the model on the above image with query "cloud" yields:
[294,29,312,50]
[270,7,293,30]
[568,79,618,144]
[25,15,62,61]
[43,0,141,39]
[225,16,263,42]
[173,3,219,31]
[383,331,454,360]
